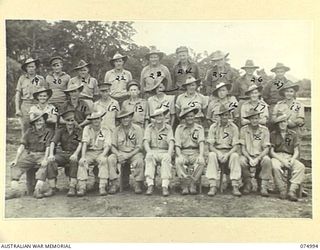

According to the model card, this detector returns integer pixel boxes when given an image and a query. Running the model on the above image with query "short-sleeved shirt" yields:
[68,75,99,99]
[21,127,54,152]
[29,103,58,121]
[112,124,143,153]
[206,95,239,122]
[140,64,173,92]
[204,64,239,96]
[51,127,82,152]
[172,60,200,89]
[93,98,120,131]
[16,74,47,101]
[143,123,174,151]
[60,99,91,124]
[104,69,132,98]
[240,100,269,125]
[240,125,270,156]
[262,76,289,105]
[207,121,240,150]
[233,74,263,97]
[46,72,70,104]
[147,94,175,123]
[272,99,304,125]
[82,125,111,151]
[175,123,205,154]
[176,92,209,117]
[270,129,299,155]
[121,98,148,127]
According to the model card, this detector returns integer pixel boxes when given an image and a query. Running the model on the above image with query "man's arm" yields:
[15,91,21,117]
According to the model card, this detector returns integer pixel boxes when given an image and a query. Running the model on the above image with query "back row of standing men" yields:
[9,46,305,201]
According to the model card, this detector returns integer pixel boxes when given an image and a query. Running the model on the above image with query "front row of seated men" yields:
[7,103,305,202]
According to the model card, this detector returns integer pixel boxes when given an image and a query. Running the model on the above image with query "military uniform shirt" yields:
[16,74,47,101]
[104,69,132,98]
[60,99,91,124]
[46,72,70,104]
[21,127,54,152]
[29,103,58,121]
[206,95,239,121]
[175,123,205,150]
[51,127,82,152]
[176,92,208,117]
[240,100,269,125]
[262,76,289,105]
[172,60,200,89]
[140,64,173,92]
[270,129,299,155]
[82,125,111,151]
[93,98,120,131]
[272,99,304,124]
[112,124,143,153]
[233,74,263,97]
[240,125,270,156]
[147,94,175,123]
[207,121,239,149]
[143,123,174,150]
[121,98,148,127]
[68,75,99,99]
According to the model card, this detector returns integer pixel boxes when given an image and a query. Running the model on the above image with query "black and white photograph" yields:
[5,20,312,218]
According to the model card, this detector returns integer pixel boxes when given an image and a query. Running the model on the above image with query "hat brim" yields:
[212,83,232,95]
[279,85,299,96]
[181,79,201,88]
[127,82,140,91]
[145,52,164,60]
[145,78,168,92]
[271,66,290,72]
[61,110,75,119]
[73,63,91,71]
[244,85,263,96]
[87,112,106,120]
[243,111,263,119]
[150,109,170,118]
[21,59,40,72]
[216,108,231,116]
[211,52,229,61]
[64,85,84,93]
[98,83,112,91]
[116,110,134,120]
[49,56,64,65]
[241,66,259,70]
[33,89,53,100]
[30,113,48,124]
[176,48,189,54]
[110,55,128,65]
[274,116,288,124]
[179,107,199,119]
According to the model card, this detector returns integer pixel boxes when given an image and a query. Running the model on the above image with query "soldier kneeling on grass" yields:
[270,113,305,201]
[206,105,242,197]
[175,107,205,195]
[6,112,54,199]
[108,109,145,194]
[47,109,83,197]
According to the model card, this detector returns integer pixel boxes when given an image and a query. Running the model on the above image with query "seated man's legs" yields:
[159,152,172,196]
[228,152,242,196]
[206,151,219,196]
[145,152,157,195]
[258,155,272,197]
[240,156,252,194]
[129,152,145,194]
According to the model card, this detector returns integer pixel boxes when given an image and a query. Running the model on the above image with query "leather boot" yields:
[189,181,197,195]
[208,186,217,196]
[242,180,252,195]
[146,185,154,195]
[134,181,143,194]
[162,187,169,197]
[232,185,242,197]
[260,180,269,197]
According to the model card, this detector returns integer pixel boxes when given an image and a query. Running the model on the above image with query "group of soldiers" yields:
[6,46,306,202]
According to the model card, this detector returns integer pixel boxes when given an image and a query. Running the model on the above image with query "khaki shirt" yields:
[82,125,111,151]
[262,76,289,105]
[270,129,299,155]
[16,74,47,101]
[46,72,70,104]
[29,103,58,121]
[93,98,120,131]
[112,124,143,153]
[68,75,99,99]
[121,98,148,127]
[60,99,91,124]
[175,123,205,153]
[143,123,174,150]
[147,94,175,123]
[207,121,239,149]
[272,99,304,126]
[140,64,172,92]
[206,95,239,122]
[104,69,132,98]
[240,100,269,126]
[233,74,263,97]
[51,127,82,152]
[176,92,208,117]
[21,127,54,152]
[172,60,200,89]
[240,125,270,156]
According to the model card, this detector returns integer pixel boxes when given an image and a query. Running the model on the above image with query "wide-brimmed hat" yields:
[179,106,199,119]
[279,81,300,96]
[271,62,290,73]
[241,59,259,70]
[181,76,201,87]
[215,105,231,116]
[21,58,40,72]
[98,82,112,91]
[32,87,53,100]
[145,48,164,60]
[73,60,91,71]
[109,52,128,66]
[274,113,288,124]
[176,46,189,54]
[212,82,232,96]
[210,50,229,61]
[49,55,64,65]
[145,76,168,92]
[150,107,170,118]
[61,108,76,120]
[243,109,263,119]
[87,111,106,120]
[127,80,140,91]
[29,112,48,124]
[116,109,134,120]
[244,84,263,96]
[63,83,84,93]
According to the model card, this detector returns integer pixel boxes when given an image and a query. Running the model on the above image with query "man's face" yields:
[217,86,228,99]
[278,120,288,130]
[121,115,132,127]
[249,115,260,126]
[249,89,260,101]
[114,58,124,69]
[154,113,165,124]
[185,112,196,125]
[26,62,36,75]
[100,87,111,98]
[69,89,80,99]
[220,112,230,124]
[177,51,188,62]
[78,67,89,78]
[37,92,49,104]
[34,117,45,129]
[284,88,295,100]
[91,117,102,127]
[51,61,63,73]
[128,85,140,97]
[244,68,255,75]
[149,54,160,66]
[186,82,197,92]
[156,83,165,93]
[275,68,286,78]
[65,115,76,129]
[212,58,225,67]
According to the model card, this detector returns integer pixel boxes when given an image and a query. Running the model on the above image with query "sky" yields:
[132,21,313,80]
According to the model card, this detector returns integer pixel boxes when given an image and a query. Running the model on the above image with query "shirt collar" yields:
[183,91,199,98]
[50,71,66,77]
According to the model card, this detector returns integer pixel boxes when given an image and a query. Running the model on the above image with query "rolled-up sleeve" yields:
[174,126,182,148]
